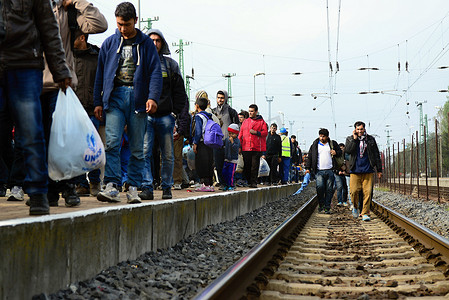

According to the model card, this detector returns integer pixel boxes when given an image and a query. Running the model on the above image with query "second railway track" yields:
[197,194,449,299]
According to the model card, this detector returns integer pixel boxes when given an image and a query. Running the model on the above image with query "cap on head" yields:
[280,127,287,134]
[195,90,208,101]
[228,124,239,134]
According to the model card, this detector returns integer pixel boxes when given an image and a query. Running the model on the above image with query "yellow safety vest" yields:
[281,135,291,157]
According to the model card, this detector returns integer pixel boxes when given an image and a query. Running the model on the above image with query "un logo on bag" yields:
[83,132,103,169]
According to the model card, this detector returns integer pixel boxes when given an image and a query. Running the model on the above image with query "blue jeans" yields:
[316,169,335,210]
[0,69,47,195]
[335,174,348,204]
[104,86,147,187]
[346,176,352,205]
[280,157,291,183]
[142,114,175,191]
[73,116,101,187]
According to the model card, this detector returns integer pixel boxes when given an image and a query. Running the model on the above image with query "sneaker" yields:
[162,188,172,199]
[173,183,182,190]
[89,182,101,197]
[352,208,359,218]
[249,183,258,188]
[324,208,331,214]
[181,182,190,189]
[97,183,121,203]
[62,184,81,207]
[29,193,50,215]
[228,186,235,191]
[7,186,25,201]
[75,185,90,196]
[343,202,348,207]
[126,186,141,204]
[362,215,371,221]
[190,182,202,189]
[337,202,342,206]
[349,204,354,210]
[138,188,153,200]
[318,206,323,213]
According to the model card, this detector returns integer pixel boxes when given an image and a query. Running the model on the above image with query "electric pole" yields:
[141,16,159,31]
[172,39,190,85]
[222,73,236,107]
[186,68,194,110]
[265,96,273,125]
[289,120,295,134]
[416,101,427,143]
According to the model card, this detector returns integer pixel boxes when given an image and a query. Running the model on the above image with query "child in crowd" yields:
[222,124,240,191]
[192,97,215,192]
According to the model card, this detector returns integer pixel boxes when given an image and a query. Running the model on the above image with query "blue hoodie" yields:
[94,29,162,112]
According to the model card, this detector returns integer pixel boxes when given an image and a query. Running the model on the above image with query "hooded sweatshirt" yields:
[147,29,187,117]
[212,90,238,140]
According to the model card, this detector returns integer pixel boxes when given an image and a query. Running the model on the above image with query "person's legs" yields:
[335,174,344,204]
[345,175,352,206]
[249,152,261,186]
[103,88,127,186]
[173,134,184,187]
[360,173,374,216]
[213,147,225,185]
[3,69,49,214]
[281,157,290,183]
[315,170,326,211]
[242,151,252,186]
[350,173,363,215]
[141,116,155,192]
[324,169,335,211]
[154,114,175,191]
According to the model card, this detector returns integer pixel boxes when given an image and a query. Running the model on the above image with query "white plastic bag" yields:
[258,157,270,177]
[48,87,105,181]
[236,154,244,173]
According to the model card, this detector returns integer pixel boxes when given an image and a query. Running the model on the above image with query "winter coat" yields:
[345,134,382,173]
[74,43,99,116]
[43,0,107,92]
[0,0,70,82]
[238,115,268,152]
[212,90,239,140]
[93,29,163,113]
[305,138,342,173]
[147,29,187,117]
[266,132,282,156]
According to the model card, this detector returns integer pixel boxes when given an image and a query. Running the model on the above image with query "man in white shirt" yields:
[305,128,342,213]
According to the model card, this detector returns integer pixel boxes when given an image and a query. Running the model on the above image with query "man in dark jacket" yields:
[138,29,187,200]
[263,123,282,185]
[345,121,382,221]
[0,0,72,215]
[305,128,342,213]
[212,90,238,186]
[94,2,162,204]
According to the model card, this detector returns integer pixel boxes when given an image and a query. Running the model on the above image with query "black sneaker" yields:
[62,184,80,207]
[29,193,50,215]
[249,183,258,188]
[48,191,60,207]
[162,188,172,199]
[138,188,153,200]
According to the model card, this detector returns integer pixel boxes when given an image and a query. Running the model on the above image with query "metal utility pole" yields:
[141,16,159,31]
[289,120,295,134]
[172,39,190,84]
[265,96,273,125]
[385,125,392,149]
[415,101,427,143]
[222,73,236,107]
[186,68,194,110]
[253,72,265,104]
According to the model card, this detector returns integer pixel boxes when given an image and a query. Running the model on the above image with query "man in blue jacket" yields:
[93,2,162,204]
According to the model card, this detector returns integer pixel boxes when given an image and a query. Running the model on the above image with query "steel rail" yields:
[372,199,449,264]
[194,195,317,300]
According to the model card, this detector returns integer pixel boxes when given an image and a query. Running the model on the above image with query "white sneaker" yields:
[7,186,24,201]
[97,182,121,203]
[191,182,202,189]
[126,186,141,204]
[173,183,182,190]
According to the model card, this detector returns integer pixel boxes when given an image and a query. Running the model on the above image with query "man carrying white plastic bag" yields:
[48,87,105,182]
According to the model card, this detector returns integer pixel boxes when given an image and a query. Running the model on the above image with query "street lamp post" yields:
[278,111,285,128]
[253,72,265,104]
[266,96,274,125]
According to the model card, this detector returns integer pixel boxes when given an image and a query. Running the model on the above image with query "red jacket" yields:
[238,116,268,152]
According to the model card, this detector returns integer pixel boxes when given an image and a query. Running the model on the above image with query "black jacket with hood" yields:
[305,137,342,174]
[147,29,187,118]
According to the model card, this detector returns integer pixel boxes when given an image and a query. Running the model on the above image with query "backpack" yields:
[198,112,224,149]
[330,141,345,171]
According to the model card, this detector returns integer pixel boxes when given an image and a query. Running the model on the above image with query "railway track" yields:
[195,195,449,299]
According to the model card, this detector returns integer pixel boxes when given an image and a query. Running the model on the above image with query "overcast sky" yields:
[88,0,449,152]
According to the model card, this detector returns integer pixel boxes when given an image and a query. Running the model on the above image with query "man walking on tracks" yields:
[305,128,342,214]
[345,121,382,221]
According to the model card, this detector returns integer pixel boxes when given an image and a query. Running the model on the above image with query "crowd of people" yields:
[0,1,382,220]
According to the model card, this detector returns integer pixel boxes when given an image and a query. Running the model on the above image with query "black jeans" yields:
[242,151,262,185]
[266,154,279,183]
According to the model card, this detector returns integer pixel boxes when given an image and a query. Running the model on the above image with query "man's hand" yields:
[278,157,282,163]
[249,129,257,135]
[94,106,103,121]
[146,99,158,114]
[305,169,310,174]
[353,129,358,140]
[377,172,382,179]
[261,155,266,160]
[173,132,180,141]
[58,78,72,93]
[330,149,336,156]
[193,144,197,154]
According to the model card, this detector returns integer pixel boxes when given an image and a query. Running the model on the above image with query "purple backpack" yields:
[198,112,224,149]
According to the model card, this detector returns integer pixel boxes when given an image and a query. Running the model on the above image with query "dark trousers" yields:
[242,151,262,185]
[195,142,214,186]
[266,154,279,184]
[213,147,225,184]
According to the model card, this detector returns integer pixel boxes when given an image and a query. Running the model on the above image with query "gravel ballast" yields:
[373,190,449,239]
[47,185,315,299]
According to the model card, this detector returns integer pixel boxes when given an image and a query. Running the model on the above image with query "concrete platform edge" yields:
[0,184,299,298]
